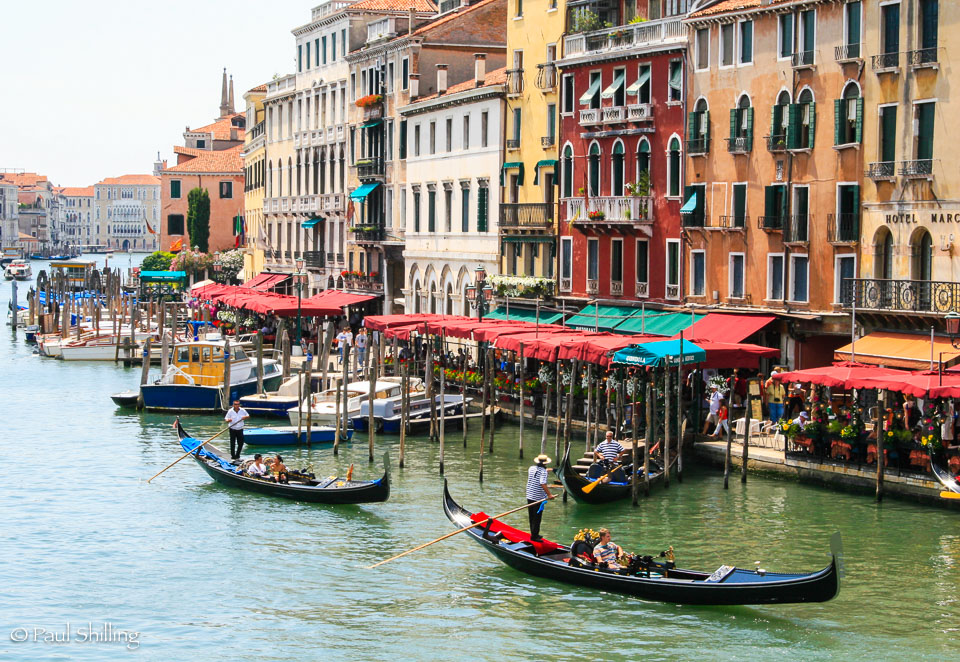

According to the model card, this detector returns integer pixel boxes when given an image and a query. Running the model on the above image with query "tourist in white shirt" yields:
[247,453,269,478]
[336,328,353,364]
[224,400,249,461]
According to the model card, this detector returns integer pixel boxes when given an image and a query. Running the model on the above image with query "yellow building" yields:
[500,0,566,280]
[241,84,268,280]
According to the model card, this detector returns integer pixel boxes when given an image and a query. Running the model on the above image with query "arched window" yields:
[588,142,601,197]
[874,228,894,279]
[667,137,681,197]
[611,141,625,196]
[913,229,933,281]
[267,160,273,197]
[732,94,753,151]
[277,160,283,197]
[772,90,791,144]
[636,138,650,183]
[319,149,326,195]
[796,88,815,149]
[693,98,709,147]
[838,82,862,145]
[413,280,421,313]
[562,144,574,198]
[296,152,302,196]
[287,157,293,196]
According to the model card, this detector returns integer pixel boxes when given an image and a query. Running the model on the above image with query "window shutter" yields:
[855,98,864,144]
[729,108,737,139]
[834,99,843,145]
[477,187,488,232]
[746,107,754,149]
[786,104,800,149]
[687,112,696,140]
[764,185,775,219]
[770,104,777,137]
[807,103,816,147]
[704,110,710,143]
[399,120,407,159]
[852,185,860,219]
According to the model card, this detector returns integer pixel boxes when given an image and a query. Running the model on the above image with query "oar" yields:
[147,426,230,483]
[940,491,960,500]
[583,440,661,494]
[367,496,554,569]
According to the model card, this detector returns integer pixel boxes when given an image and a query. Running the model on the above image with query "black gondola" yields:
[931,456,960,494]
[176,421,390,504]
[556,444,673,504]
[442,482,842,606]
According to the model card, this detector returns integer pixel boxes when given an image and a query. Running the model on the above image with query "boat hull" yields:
[142,373,283,413]
[244,426,353,446]
[556,445,670,505]
[237,394,300,418]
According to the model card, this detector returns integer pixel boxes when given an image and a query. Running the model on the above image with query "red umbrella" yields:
[848,370,960,399]
[772,361,905,389]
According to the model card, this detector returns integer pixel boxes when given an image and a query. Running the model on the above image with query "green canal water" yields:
[2,259,959,661]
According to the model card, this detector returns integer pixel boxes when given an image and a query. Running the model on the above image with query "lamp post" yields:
[465,265,493,322]
[295,257,306,344]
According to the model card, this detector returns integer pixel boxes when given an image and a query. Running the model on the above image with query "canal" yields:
[2,258,958,660]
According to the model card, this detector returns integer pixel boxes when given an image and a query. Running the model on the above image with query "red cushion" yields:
[470,512,561,555]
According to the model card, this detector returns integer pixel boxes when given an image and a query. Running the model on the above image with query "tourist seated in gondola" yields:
[247,454,270,479]
[593,528,628,571]
[593,431,627,465]
[569,529,601,566]
[270,455,289,484]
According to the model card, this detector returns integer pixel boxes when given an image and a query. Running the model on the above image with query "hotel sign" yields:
[885,211,960,224]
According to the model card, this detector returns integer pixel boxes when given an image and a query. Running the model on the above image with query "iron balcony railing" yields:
[687,137,710,155]
[766,134,787,152]
[541,135,556,148]
[842,278,960,315]
[828,213,860,243]
[536,63,557,90]
[866,161,896,179]
[783,214,809,243]
[871,52,900,70]
[835,43,861,61]
[499,203,554,229]
[301,251,325,269]
[899,159,933,178]
[759,215,785,231]
[506,138,520,149]
[908,47,938,67]
[792,50,815,68]
[506,68,524,95]
[711,215,748,229]
[726,136,752,154]
[681,212,705,228]
[355,157,385,179]
[352,226,385,242]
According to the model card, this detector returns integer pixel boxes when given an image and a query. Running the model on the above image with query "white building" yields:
[0,181,18,248]
[94,175,160,251]
[59,186,95,250]
[399,64,505,315]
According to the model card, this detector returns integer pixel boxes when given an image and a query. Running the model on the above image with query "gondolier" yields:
[525,454,557,542]
[224,400,249,460]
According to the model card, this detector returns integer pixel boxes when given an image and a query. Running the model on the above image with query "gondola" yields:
[442,482,842,606]
[556,443,673,504]
[176,421,389,504]
[930,456,960,494]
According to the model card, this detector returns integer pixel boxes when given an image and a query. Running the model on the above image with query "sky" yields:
[0,0,310,187]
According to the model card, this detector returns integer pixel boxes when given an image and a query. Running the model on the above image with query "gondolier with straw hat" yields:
[526,454,557,542]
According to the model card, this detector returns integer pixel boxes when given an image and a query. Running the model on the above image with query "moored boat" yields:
[556,444,673,505]
[243,425,353,446]
[60,329,154,361]
[177,421,389,504]
[931,456,960,494]
[238,374,309,418]
[3,261,32,281]
[367,393,472,434]
[442,482,842,606]
[287,378,405,427]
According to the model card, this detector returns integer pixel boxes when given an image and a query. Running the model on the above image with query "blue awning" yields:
[612,339,706,367]
[350,182,381,201]
[680,192,698,214]
[301,217,322,229]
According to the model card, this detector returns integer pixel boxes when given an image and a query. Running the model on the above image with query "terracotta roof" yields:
[98,175,160,186]
[60,186,95,197]
[174,146,206,157]
[410,0,495,36]
[18,191,39,205]
[0,172,48,187]
[163,146,243,174]
[186,114,246,141]
[351,0,436,12]
[248,83,268,93]
[690,0,790,18]
[415,66,506,102]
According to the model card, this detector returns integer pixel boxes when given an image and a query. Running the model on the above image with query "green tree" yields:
[141,251,175,271]
[187,188,211,252]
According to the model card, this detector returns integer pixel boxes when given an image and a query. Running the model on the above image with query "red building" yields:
[556,2,689,306]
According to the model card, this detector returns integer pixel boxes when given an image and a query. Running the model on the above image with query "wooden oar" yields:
[147,426,230,483]
[582,441,661,494]
[940,491,960,500]
[367,496,554,569]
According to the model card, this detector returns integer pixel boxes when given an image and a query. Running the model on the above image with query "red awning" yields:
[845,370,960,398]
[772,361,904,389]
[364,314,453,332]
[243,273,290,291]
[559,334,661,366]
[306,290,378,308]
[696,341,780,369]
[676,313,776,344]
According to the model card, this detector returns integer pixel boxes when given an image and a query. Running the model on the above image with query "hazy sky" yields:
[0,0,310,187]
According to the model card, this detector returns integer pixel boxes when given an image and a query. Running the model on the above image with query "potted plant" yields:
[587,209,606,221]
[355,93,384,108]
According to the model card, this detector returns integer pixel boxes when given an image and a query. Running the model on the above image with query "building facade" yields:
[0,181,19,249]
[59,186,95,250]
[400,65,506,314]
[0,172,58,247]
[241,84,268,280]
[93,175,160,251]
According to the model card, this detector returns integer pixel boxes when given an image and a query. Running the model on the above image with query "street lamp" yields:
[947,312,960,348]
[295,257,307,343]
[465,264,494,322]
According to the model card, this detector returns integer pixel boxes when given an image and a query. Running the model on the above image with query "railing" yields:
[687,138,709,155]
[322,193,344,212]
[792,50,815,68]
[635,281,648,298]
[506,68,524,96]
[536,63,556,90]
[249,121,265,140]
[565,196,652,224]
[783,215,809,244]
[867,161,896,179]
[627,103,653,122]
[899,160,933,178]
[835,43,861,61]
[327,127,336,141]
[336,252,344,264]
[301,251,325,269]
[602,106,625,123]
[828,213,859,243]
[579,109,600,126]
[560,277,572,292]
[610,280,623,296]
[355,157,385,179]
[363,105,383,122]
[665,284,680,300]
[842,278,960,315]
[500,203,554,229]
[766,134,787,152]
[352,226,385,242]
[326,251,334,263]
[681,212,705,228]
[586,279,599,294]
[541,136,555,148]
[726,136,752,154]
[563,17,686,58]
[871,52,900,70]
[506,138,520,149]
[759,215,785,231]
[711,215,748,229]
[908,48,938,67]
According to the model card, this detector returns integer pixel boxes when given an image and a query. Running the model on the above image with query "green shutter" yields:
[855,98,864,143]
[477,187,488,232]
[807,103,816,147]
[779,185,788,218]
[687,112,696,141]
[399,120,407,159]
[746,107,754,149]
[729,108,737,139]
[771,105,777,137]
[733,185,746,227]
[852,185,860,216]
[786,104,800,149]
[881,107,897,162]
[428,191,436,232]
[704,110,710,143]
[764,185,775,219]
[834,99,843,145]
[918,103,935,160]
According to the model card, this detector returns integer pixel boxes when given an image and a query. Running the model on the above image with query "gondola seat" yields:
[468,512,560,556]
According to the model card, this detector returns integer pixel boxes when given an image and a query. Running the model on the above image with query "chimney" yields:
[219,68,230,118]
[230,127,238,141]
[408,6,415,34]
[409,73,420,99]
[474,53,487,87]
[436,64,448,95]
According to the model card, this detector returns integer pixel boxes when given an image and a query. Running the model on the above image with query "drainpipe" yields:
[679,47,689,311]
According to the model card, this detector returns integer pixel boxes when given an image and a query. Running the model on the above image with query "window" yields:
[689,98,710,152]
[444,187,453,232]
[836,183,860,241]
[798,9,816,64]
[730,94,753,151]
[636,139,650,181]
[561,237,572,283]
[562,144,574,198]
[881,3,900,56]
[634,63,651,104]
[414,124,421,157]
[477,184,489,232]
[835,255,856,303]
[667,137,681,197]
[787,89,815,150]
[461,184,470,232]
[481,111,489,147]
[546,103,556,143]
[341,29,346,59]
[720,23,734,67]
[512,108,522,142]
[635,239,649,287]
[732,183,746,228]
[170,180,181,199]
[683,184,706,227]
[588,142,601,197]
[606,67,626,107]
[428,188,436,232]
[219,181,233,199]
[413,190,421,232]
[611,141,625,196]
[515,0,522,17]
[691,250,705,296]
[387,62,395,93]
[332,32,338,61]
[429,122,436,155]
[763,184,787,228]
[167,214,184,235]
[668,60,682,102]
[562,74,574,114]
[779,13,794,59]
[584,71,602,110]
[915,101,935,164]
[401,57,409,90]
[695,28,710,70]
[463,115,470,150]
[445,118,453,152]
[767,254,784,300]
[666,240,680,298]
[587,238,599,281]
[298,44,303,72]
[844,1,861,58]
[306,42,311,70]
[790,254,809,302]
[387,120,394,161]
[739,20,753,64]
[196,139,206,149]
[879,104,897,163]
[729,253,745,298]
[920,0,938,52]
[835,83,863,145]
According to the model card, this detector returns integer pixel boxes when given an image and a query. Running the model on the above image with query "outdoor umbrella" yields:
[771,361,904,390]
[611,339,706,367]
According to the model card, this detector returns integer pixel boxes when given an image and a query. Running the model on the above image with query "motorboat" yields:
[59,329,155,361]
[355,392,469,433]
[3,261,32,281]
[238,374,313,418]
[287,378,405,427]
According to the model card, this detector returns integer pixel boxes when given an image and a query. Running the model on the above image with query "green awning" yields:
[139,270,186,282]
[484,306,565,325]
[600,71,625,99]
[615,312,705,336]
[361,119,383,129]
[501,235,555,244]
[301,217,322,229]
[565,304,639,332]
[680,192,698,214]
[579,77,602,105]
[500,162,525,186]
[626,68,651,95]
[532,159,558,185]
[350,182,381,201]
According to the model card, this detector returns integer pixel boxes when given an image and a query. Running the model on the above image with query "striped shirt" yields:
[593,542,620,565]
[526,465,549,500]
[595,440,624,461]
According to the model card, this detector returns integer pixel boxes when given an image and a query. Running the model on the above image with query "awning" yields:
[695,341,780,369]
[500,162,524,186]
[301,217,323,229]
[139,270,187,282]
[533,159,558,185]
[350,182,381,201]
[305,289,378,309]
[678,313,776,344]
[612,339,706,367]
[772,361,905,389]
[834,331,960,370]
[484,306,565,325]
[848,370,960,399]
[361,119,383,129]
[18,232,40,242]
[501,235,555,244]
[242,273,290,291]
[566,304,638,332]
[680,192,698,214]
[600,71,625,99]
[579,77,602,105]
[626,68,651,95]
[615,312,704,336]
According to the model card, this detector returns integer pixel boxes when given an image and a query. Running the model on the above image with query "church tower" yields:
[219,68,231,118]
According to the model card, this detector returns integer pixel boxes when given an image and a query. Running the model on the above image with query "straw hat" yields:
[535,454,552,465]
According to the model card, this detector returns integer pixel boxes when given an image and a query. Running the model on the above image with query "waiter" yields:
[525,454,557,542]
[224,400,250,461]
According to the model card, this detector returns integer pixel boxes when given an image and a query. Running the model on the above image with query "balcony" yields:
[350,225,386,243]
[710,215,748,230]
[541,136,556,148]
[586,279,599,295]
[866,161,896,180]
[899,159,933,179]
[560,277,572,293]
[563,17,686,60]
[726,136,752,154]
[871,52,900,72]
[681,212,705,228]
[566,196,653,229]
[362,104,383,122]
[489,274,555,299]
[687,138,710,155]
[354,157,385,179]
[627,103,653,122]
[665,284,680,300]
[321,193,345,213]
[635,281,649,298]
[506,68,524,97]
[758,215,785,232]
[579,108,601,126]
[835,43,862,62]
[908,48,938,69]
[783,215,809,244]
[249,121,265,140]
[610,280,623,297]
[327,127,336,141]
[500,203,554,231]
[792,50,816,69]
[842,278,960,315]
[301,251,325,269]
[602,106,626,124]
[536,63,557,91]
[506,138,521,150]
[828,213,859,244]
[766,134,787,153]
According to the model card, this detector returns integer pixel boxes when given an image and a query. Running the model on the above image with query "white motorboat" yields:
[3,261,31,281]
[287,378,406,427]
[59,329,156,361]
